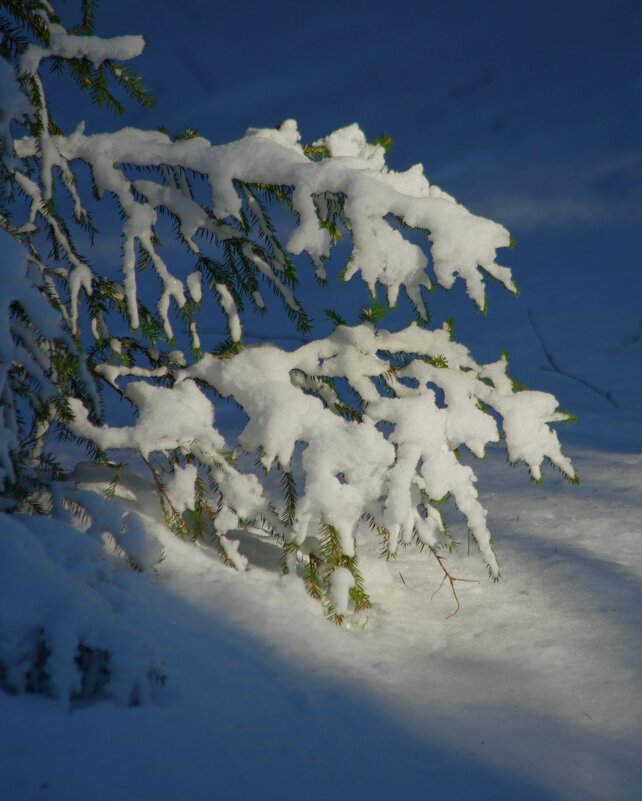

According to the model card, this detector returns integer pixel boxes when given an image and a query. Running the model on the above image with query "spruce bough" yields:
[0,0,575,626]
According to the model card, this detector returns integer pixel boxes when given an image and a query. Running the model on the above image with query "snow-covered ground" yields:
[2,2,641,800]
[2,445,641,801]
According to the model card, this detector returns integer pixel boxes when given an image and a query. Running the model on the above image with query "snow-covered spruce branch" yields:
[8,11,514,347]
[12,119,515,342]
[65,321,576,616]
[187,324,576,578]
[0,2,576,624]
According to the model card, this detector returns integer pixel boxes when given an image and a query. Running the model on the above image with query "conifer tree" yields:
[0,0,576,624]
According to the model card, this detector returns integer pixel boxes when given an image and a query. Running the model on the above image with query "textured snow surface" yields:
[1,449,640,801]
[0,513,162,706]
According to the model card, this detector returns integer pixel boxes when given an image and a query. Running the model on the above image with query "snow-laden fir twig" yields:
[0,1,575,636]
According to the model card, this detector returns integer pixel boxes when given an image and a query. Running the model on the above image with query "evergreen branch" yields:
[0,2,51,45]
[279,467,297,528]
[80,0,98,33]
[104,60,155,110]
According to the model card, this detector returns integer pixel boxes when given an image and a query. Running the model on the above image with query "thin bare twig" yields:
[527,306,617,407]
[429,546,479,619]
[610,320,642,354]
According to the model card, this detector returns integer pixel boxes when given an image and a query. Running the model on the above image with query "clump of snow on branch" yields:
[177,323,573,578]
[18,24,144,77]
[66,319,574,582]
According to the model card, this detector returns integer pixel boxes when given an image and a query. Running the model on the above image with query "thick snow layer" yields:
[329,566,355,615]
[164,463,198,514]
[177,323,572,573]
[68,379,222,459]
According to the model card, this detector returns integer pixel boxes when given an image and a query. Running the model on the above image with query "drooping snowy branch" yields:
[0,3,576,624]
[65,377,276,569]
[67,320,574,582]
[14,120,512,333]
[10,15,513,349]
[176,323,573,578]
